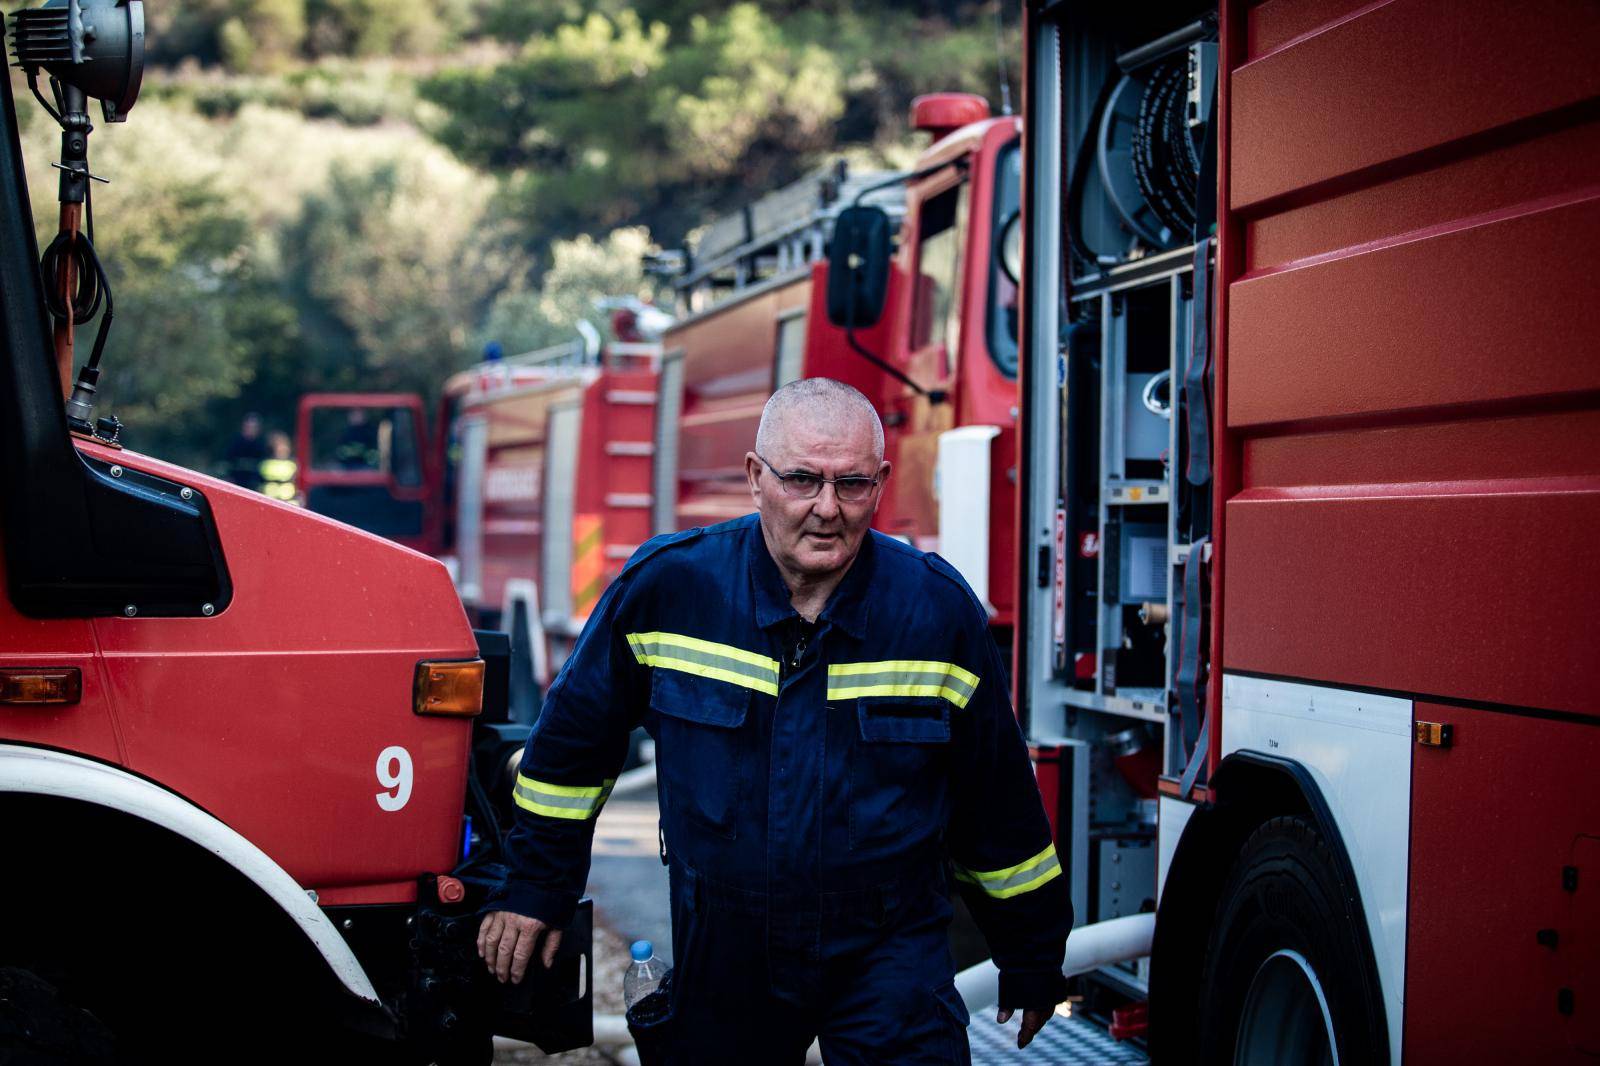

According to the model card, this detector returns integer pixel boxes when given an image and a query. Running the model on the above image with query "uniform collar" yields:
[746,515,873,640]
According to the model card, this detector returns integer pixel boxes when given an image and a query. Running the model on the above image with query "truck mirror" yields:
[826,205,892,329]
[998,209,1022,286]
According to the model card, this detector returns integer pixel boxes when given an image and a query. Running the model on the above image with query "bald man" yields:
[479,378,1071,1064]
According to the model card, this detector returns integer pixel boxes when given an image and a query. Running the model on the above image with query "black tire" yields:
[1197,815,1387,1066]
[0,968,115,1066]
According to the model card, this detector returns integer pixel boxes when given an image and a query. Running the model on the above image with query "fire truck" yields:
[998,1,1599,1061]
[297,319,666,697]
[0,6,590,1061]
[652,92,1027,638]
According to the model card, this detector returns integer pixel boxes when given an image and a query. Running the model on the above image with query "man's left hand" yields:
[996,1007,1052,1049]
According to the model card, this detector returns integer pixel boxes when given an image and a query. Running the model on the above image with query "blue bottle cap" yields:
[630,939,653,962]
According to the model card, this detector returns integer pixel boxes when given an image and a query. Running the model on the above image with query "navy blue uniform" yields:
[491,515,1071,1063]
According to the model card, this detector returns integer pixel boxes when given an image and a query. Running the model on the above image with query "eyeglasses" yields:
[756,453,881,503]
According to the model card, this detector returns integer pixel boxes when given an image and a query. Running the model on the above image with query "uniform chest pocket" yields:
[848,696,951,852]
[650,669,751,839]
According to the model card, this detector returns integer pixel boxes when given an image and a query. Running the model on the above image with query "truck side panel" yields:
[664,276,813,530]
[0,598,120,762]
[572,364,659,619]
[1220,0,1600,714]
[1406,703,1600,1063]
[474,376,592,621]
[83,444,476,895]
[1218,1,1600,1060]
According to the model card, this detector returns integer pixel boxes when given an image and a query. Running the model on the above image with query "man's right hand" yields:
[478,910,564,984]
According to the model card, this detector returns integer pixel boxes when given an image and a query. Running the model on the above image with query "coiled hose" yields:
[38,193,114,379]
[1131,59,1199,238]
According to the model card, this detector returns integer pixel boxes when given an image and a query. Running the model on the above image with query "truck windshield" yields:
[309,405,423,486]
[987,141,1022,378]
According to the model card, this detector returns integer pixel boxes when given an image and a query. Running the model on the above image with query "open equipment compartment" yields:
[1021,3,1215,998]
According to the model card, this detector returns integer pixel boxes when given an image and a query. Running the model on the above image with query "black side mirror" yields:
[997,209,1022,286]
[826,205,892,329]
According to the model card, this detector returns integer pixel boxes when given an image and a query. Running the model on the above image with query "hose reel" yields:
[1097,57,1202,250]
[1076,41,1214,266]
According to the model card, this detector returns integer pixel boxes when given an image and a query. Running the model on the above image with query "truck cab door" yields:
[296,393,440,554]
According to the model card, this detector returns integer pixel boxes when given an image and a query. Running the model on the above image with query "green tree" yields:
[283,146,530,394]
[421,4,856,248]
[477,226,665,356]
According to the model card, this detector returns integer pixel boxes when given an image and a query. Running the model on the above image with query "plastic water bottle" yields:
[623,940,666,1011]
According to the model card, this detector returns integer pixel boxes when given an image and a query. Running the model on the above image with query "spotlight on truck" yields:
[9,0,144,123]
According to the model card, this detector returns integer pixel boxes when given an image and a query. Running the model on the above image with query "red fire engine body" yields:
[0,51,588,1062]
[1011,2,1600,1062]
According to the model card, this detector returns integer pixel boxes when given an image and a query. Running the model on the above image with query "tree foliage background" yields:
[7,0,1016,469]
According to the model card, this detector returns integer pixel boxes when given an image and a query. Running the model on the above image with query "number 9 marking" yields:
[375,745,413,811]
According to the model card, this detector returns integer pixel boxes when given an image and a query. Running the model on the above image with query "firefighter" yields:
[258,431,298,504]
[334,407,380,469]
[479,378,1071,1063]
[222,412,268,487]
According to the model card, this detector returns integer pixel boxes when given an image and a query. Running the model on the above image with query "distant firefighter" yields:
[259,431,298,504]
[223,412,268,487]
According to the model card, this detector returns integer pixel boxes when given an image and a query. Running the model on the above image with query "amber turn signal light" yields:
[413,659,485,717]
[0,668,82,706]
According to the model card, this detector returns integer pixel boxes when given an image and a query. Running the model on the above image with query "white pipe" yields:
[492,1012,632,1055]
[610,759,657,796]
[592,1013,633,1046]
[955,912,1156,1014]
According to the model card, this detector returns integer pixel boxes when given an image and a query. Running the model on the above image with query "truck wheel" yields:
[1197,815,1386,1066]
[0,968,114,1065]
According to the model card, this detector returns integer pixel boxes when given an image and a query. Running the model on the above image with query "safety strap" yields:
[1174,84,1218,795]
[1174,536,1209,762]
[1178,720,1209,798]
[1185,240,1213,488]
[1184,85,1219,490]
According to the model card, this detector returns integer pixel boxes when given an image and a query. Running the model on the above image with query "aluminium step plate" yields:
[968,1009,1148,1065]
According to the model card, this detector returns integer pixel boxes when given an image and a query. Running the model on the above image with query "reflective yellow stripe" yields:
[514,797,591,820]
[572,513,605,618]
[628,632,779,670]
[954,844,1063,900]
[518,775,605,798]
[827,660,980,709]
[259,458,297,481]
[574,519,604,559]
[627,632,781,697]
[637,655,780,696]
[828,659,980,688]
[513,774,616,820]
[828,682,974,706]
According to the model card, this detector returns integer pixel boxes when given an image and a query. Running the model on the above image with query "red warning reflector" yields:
[436,876,466,904]
[0,668,82,706]
[1109,1001,1148,1041]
